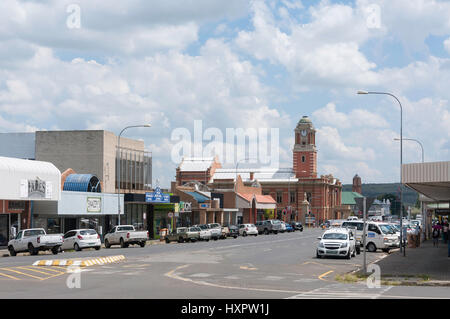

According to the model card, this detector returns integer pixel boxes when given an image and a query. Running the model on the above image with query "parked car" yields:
[206,223,222,240]
[8,228,63,256]
[259,219,282,234]
[104,225,148,248]
[284,222,294,232]
[164,227,189,243]
[316,228,356,259]
[238,224,258,236]
[228,225,239,238]
[290,222,303,232]
[193,224,212,241]
[61,229,101,251]
[189,226,210,241]
[341,220,399,252]
[221,226,230,239]
[279,221,287,233]
[347,216,359,221]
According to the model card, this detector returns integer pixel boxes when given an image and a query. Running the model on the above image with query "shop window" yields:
[47,218,61,234]
[290,191,296,203]
[8,201,25,210]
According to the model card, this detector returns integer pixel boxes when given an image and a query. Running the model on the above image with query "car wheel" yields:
[316,250,321,259]
[178,237,184,243]
[356,245,361,254]
[95,246,101,250]
[120,238,126,248]
[105,239,111,248]
[165,237,170,244]
[28,244,38,256]
[8,246,16,257]
[367,242,377,252]
[243,231,247,237]
[74,243,81,252]
[274,231,278,235]
[140,241,146,247]
[352,248,356,257]
[254,233,258,236]
[206,238,210,242]
[52,247,59,255]
[346,250,351,259]
[382,248,390,253]
[233,235,237,239]
[264,229,269,235]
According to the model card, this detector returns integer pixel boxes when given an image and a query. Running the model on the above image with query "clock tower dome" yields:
[293,116,317,178]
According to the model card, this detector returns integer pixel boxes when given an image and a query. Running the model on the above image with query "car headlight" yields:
[318,242,324,248]
[341,242,348,248]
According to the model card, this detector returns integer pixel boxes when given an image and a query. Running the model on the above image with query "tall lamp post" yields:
[117,124,151,226]
[394,137,425,238]
[358,90,406,256]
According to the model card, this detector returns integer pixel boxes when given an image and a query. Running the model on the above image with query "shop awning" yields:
[185,191,210,203]
[63,174,101,192]
[0,156,61,201]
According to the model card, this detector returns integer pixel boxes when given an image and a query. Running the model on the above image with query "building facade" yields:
[175,116,343,225]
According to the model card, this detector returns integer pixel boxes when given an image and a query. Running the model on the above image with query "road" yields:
[0,228,448,299]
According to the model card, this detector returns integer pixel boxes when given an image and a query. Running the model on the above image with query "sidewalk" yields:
[373,239,450,284]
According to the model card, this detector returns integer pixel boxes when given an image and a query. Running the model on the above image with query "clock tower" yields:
[293,116,317,178]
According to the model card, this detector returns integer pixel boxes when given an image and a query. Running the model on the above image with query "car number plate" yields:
[326,250,338,254]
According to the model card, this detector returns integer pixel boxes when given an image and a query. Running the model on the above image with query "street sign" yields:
[168,212,173,218]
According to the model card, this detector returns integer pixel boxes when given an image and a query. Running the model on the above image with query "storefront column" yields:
[199,210,207,224]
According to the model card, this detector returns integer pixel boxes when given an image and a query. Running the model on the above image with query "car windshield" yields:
[209,223,220,228]
[272,220,280,224]
[80,230,97,235]
[379,225,395,234]
[322,233,347,240]
[190,227,201,232]
[23,229,45,237]
[198,225,208,230]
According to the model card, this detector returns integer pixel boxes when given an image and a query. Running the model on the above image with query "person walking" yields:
[443,220,449,244]
[432,226,441,247]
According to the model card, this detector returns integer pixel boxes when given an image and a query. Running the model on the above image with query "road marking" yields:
[0,271,21,280]
[318,270,334,281]
[0,268,45,280]
[239,266,258,271]
[16,266,63,277]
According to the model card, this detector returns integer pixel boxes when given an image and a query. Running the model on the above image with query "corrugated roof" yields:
[63,174,101,192]
[185,191,210,203]
[179,157,215,172]
[341,191,363,205]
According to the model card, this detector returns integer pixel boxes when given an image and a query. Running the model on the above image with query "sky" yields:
[1,0,450,188]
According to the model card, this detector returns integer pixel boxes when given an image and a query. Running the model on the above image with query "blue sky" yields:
[1,0,450,187]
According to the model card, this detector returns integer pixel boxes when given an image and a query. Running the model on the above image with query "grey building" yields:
[0,132,35,159]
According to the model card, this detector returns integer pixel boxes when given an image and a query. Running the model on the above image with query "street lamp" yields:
[358,90,406,256]
[393,138,424,163]
[117,124,151,226]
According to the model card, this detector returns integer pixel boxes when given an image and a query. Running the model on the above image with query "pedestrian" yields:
[432,226,440,247]
[443,220,449,244]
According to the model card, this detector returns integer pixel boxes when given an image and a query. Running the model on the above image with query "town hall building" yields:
[175,116,344,225]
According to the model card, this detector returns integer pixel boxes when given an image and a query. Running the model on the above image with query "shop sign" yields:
[179,202,192,213]
[168,212,174,218]
[87,197,102,213]
[20,178,53,199]
[145,186,170,203]
[200,203,210,208]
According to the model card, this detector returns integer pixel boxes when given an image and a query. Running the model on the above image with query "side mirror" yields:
[350,237,355,241]
[317,237,322,240]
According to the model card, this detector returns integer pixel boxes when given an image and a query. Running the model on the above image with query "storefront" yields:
[33,191,123,238]
[0,156,60,246]
[124,187,180,239]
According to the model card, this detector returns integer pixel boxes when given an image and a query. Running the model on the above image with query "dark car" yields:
[290,222,303,232]
[228,225,239,238]
[285,223,294,232]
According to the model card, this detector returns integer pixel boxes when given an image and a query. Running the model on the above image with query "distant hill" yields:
[342,183,418,207]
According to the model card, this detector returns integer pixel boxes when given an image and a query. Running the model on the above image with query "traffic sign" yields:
[168,212,173,218]
[355,197,376,212]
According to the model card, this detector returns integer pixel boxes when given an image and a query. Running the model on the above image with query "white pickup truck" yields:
[8,228,63,256]
[104,225,148,248]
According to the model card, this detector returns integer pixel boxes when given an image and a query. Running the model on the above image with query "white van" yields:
[347,216,359,221]
[341,221,399,252]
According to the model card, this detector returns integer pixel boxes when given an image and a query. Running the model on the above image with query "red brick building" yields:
[175,116,344,225]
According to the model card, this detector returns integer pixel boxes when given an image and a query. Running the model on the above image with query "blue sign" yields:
[145,186,170,203]
[368,232,375,238]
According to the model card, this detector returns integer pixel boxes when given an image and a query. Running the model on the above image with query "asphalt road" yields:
[0,228,448,299]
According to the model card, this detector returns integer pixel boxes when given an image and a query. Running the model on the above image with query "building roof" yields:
[341,191,364,205]
[185,191,210,203]
[0,156,60,177]
[237,193,276,204]
[212,168,298,183]
[63,174,101,192]
[178,157,215,172]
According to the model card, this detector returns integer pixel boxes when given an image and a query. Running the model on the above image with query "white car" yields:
[341,221,399,252]
[279,221,287,233]
[61,229,101,251]
[189,226,211,241]
[8,228,63,256]
[206,223,222,240]
[316,228,356,259]
[193,224,213,241]
[239,224,258,236]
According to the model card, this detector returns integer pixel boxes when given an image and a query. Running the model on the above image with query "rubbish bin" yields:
[160,228,168,241]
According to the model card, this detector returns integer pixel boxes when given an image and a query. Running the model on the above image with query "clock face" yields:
[301,130,307,136]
